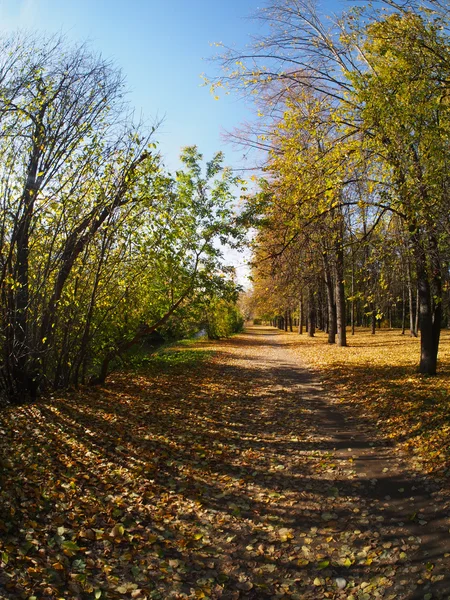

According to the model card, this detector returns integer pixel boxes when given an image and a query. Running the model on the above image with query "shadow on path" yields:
[0,326,449,599]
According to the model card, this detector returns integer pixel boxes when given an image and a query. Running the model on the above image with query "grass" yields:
[139,348,214,372]
[283,327,450,476]
[119,333,212,373]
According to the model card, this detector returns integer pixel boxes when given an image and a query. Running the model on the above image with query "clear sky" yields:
[0,0,343,285]
[0,0,272,171]
[0,0,343,170]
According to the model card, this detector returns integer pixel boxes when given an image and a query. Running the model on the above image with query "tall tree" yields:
[344,11,450,372]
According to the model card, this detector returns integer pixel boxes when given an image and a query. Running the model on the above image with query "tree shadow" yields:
[0,328,449,598]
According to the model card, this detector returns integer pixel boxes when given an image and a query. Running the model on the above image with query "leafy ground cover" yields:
[284,328,450,477]
[0,328,449,599]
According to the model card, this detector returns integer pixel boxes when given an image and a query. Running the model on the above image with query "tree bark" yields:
[412,232,441,375]
[8,111,45,400]
[298,296,303,334]
[323,252,336,344]
[308,288,315,337]
[401,283,406,335]
[406,256,418,337]
[335,230,347,347]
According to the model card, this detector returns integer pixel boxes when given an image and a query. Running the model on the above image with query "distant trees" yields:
[214,0,450,374]
[0,33,243,403]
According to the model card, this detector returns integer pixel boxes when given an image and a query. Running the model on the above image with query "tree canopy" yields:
[0,33,245,403]
[213,0,450,374]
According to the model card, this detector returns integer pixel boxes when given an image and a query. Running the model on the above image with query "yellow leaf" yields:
[111,524,125,538]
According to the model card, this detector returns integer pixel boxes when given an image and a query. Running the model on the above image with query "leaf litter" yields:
[0,327,449,599]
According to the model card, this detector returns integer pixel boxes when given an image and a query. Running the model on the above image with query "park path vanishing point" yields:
[193,325,450,600]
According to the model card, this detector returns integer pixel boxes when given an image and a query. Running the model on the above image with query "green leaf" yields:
[131,565,140,578]
[61,540,80,555]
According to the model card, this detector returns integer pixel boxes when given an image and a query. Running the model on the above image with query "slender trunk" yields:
[40,152,150,361]
[298,296,303,334]
[351,261,355,336]
[323,254,336,344]
[9,121,44,400]
[371,307,376,335]
[96,289,187,384]
[335,228,347,347]
[406,258,418,337]
[415,287,420,335]
[73,258,104,387]
[401,284,406,335]
[308,288,315,337]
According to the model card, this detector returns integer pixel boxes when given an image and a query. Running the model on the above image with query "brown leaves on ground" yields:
[0,329,449,599]
[285,328,450,476]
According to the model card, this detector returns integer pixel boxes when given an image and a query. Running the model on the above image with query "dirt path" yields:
[199,326,450,599]
[1,325,450,600]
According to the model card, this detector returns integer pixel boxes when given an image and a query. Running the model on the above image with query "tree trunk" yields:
[401,283,406,335]
[323,254,336,344]
[351,248,355,335]
[371,307,376,335]
[412,233,441,375]
[406,258,418,337]
[415,287,420,336]
[298,296,303,334]
[335,232,347,347]
[308,288,315,337]
[96,289,188,384]
[8,117,44,400]
[39,152,150,366]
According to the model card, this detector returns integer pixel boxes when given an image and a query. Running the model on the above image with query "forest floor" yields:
[1,326,450,600]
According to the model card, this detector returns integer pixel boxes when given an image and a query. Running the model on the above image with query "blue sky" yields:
[0,0,270,171]
[0,0,343,285]
[0,0,343,171]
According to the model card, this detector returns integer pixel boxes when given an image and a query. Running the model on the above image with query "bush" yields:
[206,299,244,339]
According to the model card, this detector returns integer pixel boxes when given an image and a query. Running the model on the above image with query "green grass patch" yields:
[130,347,213,374]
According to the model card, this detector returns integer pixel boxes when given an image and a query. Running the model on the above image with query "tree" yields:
[0,33,144,399]
[344,11,450,372]
[93,146,244,383]
[214,0,450,373]
[0,33,244,403]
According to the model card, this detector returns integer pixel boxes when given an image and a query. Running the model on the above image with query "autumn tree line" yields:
[0,33,244,403]
[214,0,450,375]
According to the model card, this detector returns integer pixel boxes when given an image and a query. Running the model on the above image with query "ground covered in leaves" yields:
[285,328,450,477]
[0,326,449,600]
